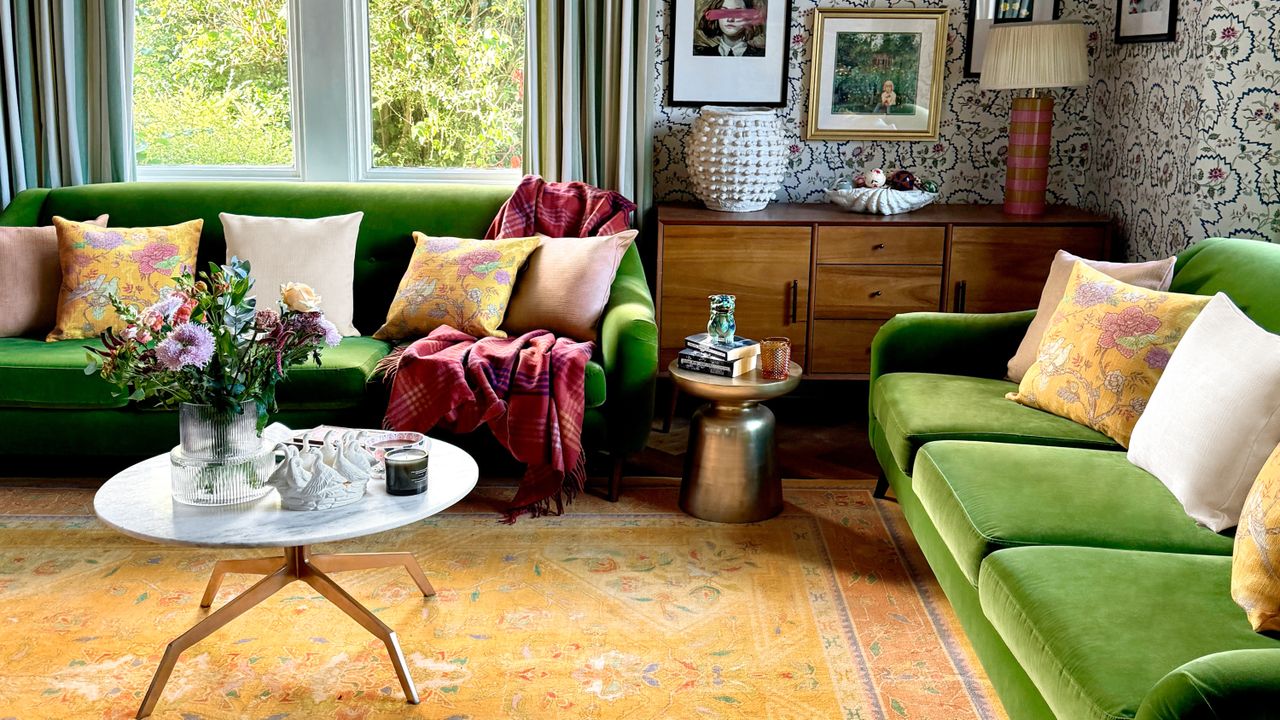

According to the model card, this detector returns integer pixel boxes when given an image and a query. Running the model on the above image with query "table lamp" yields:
[980,20,1088,216]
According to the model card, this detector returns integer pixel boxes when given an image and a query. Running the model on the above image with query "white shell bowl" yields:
[826,187,938,215]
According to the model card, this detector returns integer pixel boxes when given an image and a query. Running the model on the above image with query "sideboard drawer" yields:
[810,319,883,374]
[816,226,945,265]
[813,265,943,319]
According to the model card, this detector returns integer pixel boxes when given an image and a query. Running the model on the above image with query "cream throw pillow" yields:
[1008,250,1176,382]
[221,212,363,336]
[1128,294,1280,532]
[0,215,107,337]
[500,230,637,341]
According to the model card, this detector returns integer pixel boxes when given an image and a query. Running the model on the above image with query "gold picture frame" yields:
[805,7,949,141]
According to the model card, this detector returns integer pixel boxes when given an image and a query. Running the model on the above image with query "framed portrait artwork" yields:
[965,0,1063,77]
[668,0,793,106]
[1115,0,1177,43]
[805,8,948,141]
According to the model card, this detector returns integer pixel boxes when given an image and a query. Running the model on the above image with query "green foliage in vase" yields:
[132,0,525,170]
[85,258,340,429]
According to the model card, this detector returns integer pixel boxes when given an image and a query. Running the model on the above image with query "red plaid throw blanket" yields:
[382,326,594,520]
[485,174,636,239]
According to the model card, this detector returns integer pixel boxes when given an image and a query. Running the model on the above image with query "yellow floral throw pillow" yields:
[1006,262,1210,447]
[47,217,202,342]
[1232,443,1280,633]
[373,233,540,341]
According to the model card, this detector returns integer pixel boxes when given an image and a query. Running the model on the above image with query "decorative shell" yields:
[686,106,787,213]
[826,187,938,215]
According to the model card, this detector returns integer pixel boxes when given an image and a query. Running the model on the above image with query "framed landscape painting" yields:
[668,0,793,106]
[965,0,1063,77]
[805,8,948,141]
[1115,0,1177,43]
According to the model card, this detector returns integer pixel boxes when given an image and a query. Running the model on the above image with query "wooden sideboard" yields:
[656,203,1113,378]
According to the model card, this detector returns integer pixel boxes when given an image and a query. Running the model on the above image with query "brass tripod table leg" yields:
[309,551,436,597]
[200,555,286,607]
[136,545,424,719]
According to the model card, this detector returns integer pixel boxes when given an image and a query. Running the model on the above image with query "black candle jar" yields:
[384,447,429,496]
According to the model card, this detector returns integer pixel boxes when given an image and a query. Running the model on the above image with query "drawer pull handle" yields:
[873,243,886,250]
[790,279,799,323]
[870,290,883,298]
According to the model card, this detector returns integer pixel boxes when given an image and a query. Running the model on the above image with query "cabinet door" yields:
[659,225,811,368]
[948,225,1108,313]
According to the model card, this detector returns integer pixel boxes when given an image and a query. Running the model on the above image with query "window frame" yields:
[132,0,523,184]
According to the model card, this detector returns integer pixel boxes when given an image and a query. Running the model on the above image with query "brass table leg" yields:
[136,545,428,718]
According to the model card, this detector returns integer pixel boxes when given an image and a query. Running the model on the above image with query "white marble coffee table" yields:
[94,438,478,719]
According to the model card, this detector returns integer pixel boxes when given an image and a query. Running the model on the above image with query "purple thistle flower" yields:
[155,323,215,371]
[318,316,342,347]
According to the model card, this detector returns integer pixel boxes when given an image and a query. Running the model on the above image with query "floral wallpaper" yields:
[652,0,1279,260]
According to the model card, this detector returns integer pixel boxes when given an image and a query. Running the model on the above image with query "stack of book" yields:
[676,333,761,378]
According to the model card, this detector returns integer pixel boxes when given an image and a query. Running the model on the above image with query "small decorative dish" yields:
[826,187,939,215]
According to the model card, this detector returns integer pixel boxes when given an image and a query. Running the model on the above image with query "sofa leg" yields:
[608,457,624,502]
[873,471,890,499]
[661,381,678,433]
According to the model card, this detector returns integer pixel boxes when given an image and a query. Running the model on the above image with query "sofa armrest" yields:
[870,309,1036,384]
[0,188,50,226]
[1137,649,1280,720]
[598,243,658,456]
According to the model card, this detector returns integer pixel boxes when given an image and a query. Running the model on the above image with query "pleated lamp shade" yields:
[979,21,1089,91]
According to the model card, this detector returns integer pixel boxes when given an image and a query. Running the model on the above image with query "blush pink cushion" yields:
[1007,249,1176,382]
[0,215,108,338]
[499,230,638,342]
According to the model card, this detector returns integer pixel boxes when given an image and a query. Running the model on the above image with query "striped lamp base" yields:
[1003,96,1054,216]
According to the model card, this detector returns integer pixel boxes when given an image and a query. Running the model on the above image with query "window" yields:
[131,0,524,182]
[133,0,295,172]
[367,0,524,171]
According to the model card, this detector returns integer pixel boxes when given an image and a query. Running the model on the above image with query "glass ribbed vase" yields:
[170,401,272,505]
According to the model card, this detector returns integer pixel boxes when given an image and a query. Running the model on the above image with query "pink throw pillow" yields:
[0,214,109,338]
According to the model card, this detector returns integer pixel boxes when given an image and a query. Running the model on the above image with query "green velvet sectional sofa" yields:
[869,237,1280,720]
[0,182,658,491]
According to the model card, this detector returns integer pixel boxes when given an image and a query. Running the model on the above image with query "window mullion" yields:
[292,0,359,182]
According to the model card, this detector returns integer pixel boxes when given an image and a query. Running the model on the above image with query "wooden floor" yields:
[0,379,878,489]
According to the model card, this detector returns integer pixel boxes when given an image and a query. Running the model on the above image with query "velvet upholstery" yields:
[980,548,1280,720]
[915,442,1234,586]
[873,372,1118,474]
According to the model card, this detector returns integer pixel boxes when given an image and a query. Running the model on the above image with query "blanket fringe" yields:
[373,345,408,383]
[502,452,587,524]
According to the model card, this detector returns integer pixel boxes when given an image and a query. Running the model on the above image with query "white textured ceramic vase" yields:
[686,106,786,212]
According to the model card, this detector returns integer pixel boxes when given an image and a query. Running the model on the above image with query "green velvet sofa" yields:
[0,182,657,494]
[868,237,1280,720]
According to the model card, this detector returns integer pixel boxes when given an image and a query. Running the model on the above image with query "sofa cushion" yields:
[979,547,1280,720]
[274,336,392,410]
[915,442,1234,586]
[0,338,127,408]
[872,372,1118,474]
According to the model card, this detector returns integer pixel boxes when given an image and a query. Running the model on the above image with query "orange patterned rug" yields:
[0,480,1005,720]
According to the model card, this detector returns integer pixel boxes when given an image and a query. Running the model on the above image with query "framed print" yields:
[965,0,1062,78]
[805,8,948,141]
[1115,0,1177,43]
[668,0,793,106]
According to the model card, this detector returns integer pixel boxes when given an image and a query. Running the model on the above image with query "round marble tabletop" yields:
[94,438,479,549]
[669,360,803,403]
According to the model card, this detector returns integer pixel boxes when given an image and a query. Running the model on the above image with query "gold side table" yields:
[669,360,802,523]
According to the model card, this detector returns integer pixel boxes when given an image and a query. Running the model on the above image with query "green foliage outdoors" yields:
[132,0,525,169]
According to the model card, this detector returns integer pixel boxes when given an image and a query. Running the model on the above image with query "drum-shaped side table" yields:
[669,360,802,523]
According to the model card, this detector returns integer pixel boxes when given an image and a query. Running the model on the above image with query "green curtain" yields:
[524,0,654,227]
[0,0,134,208]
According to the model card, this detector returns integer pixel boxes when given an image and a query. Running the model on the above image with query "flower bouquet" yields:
[87,257,340,504]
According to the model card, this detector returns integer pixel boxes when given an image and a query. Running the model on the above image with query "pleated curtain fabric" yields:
[0,0,134,208]
[524,0,654,227]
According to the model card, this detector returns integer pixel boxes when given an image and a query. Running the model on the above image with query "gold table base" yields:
[136,545,433,718]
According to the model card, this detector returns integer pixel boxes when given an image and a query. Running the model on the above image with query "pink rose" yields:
[1097,306,1161,358]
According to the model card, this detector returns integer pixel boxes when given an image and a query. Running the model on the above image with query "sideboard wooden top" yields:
[658,202,1110,226]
